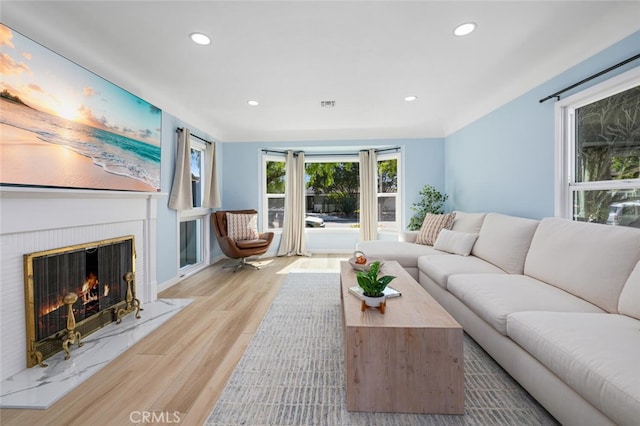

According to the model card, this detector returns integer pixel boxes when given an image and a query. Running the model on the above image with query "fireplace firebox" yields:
[23,236,136,367]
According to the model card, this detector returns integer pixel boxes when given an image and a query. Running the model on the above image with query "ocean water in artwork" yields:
[1,98,161,191]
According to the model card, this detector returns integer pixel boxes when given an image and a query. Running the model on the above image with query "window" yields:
[556,68,640,227]
[179,219,202,268]
[179,138,210,275]
[263,151,401,231]
[377,155,399,231]
[305,158,360,228]
[264,156,286,229]
[190,139,206,208]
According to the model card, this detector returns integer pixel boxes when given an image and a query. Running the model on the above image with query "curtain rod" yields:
[262,147,400,157]
[539,52,640,103]
[176,127,212,144]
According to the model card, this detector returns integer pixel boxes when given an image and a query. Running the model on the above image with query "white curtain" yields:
[168,128,193,210]
[359,148,378,241]
[202,141,221,208]
[278,151,308,256]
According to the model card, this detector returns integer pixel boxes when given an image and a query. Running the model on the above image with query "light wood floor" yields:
[0,254,347,426]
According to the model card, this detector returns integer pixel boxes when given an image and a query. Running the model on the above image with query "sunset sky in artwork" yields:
[0,24,161,146]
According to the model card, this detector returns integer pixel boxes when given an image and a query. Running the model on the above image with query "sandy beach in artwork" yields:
[1,123,157,192]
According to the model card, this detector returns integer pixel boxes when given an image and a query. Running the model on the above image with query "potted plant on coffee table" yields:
[356,261,396,314]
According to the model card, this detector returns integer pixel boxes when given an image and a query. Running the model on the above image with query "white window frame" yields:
[304,154,360,233]
[190,138,207,209]
[376,151,401,233]
[261,150,402,233]
[178,138,211,277]
[262,154,286,231]
[555,66,640,220]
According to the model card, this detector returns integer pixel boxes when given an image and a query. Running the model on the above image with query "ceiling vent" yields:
[320,100,336,108]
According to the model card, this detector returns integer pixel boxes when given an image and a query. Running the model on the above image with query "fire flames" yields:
[39,297,65,317]
[38,273,109,317]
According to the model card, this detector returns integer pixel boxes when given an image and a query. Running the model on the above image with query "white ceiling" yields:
[2,1,639,142]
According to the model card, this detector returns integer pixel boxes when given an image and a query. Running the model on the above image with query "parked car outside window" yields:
[305,215,325,228]
[606,201,640,227]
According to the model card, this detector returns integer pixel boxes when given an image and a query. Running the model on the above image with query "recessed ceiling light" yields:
[404,95,418,102]
[189,32,211,45]
[247,100,260,106]
[454,22,477,37]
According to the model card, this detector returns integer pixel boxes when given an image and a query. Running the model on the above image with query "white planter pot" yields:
[362,294,386,308]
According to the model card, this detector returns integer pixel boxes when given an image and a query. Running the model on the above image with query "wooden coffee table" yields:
[340,260,464,414]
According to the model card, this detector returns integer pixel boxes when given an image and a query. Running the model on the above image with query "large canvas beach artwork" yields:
[0,24,161,192]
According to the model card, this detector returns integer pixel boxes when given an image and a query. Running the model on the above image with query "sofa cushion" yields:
[418,255,505,289]
[433,229,478,256]
[447,274,604,335]
[506,312,640,426]
[471,213,539,274]
[619,261,640,319]
[524,217,640,313]
[451,211,486,234]
[399,230,418,243]
[415,213,456,245]
[355,240,443,269]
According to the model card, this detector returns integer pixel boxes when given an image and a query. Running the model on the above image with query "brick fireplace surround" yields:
[0,188,160,382]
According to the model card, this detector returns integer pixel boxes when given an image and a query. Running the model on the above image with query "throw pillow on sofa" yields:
[434,229,479,256]
[416,212,456,245]
[226,212,260,241]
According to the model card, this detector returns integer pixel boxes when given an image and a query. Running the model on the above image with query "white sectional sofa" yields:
[356,212,640,426]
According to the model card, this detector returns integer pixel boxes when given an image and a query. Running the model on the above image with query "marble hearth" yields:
[0,298,192,409]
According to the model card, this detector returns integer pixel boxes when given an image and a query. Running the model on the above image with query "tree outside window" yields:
[377,158,398,229]
[306,162,360,223]
[265,159,286,228]
[190,147,203,208]
[572,85,640,226]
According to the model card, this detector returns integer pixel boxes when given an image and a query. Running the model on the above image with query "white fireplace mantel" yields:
[0,187,165,233]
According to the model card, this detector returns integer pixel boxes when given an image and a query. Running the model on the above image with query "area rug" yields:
[206,273,558,425]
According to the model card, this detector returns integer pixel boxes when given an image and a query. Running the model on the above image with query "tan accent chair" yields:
[212,209,274,272]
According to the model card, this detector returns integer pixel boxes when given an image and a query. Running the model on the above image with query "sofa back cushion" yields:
[451,211,486,234]
[433,229,479,256]
[524,217,640,313]
[471,213,539,274]
[619,261,640,319]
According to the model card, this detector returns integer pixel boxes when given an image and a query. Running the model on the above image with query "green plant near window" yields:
[407,184,449,230]
[356,261,396,297]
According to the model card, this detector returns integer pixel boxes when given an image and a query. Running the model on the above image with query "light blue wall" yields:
[221,138,445,252]
[445,31,640,219]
